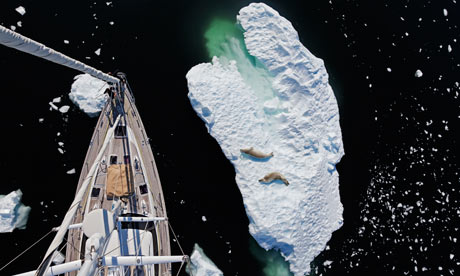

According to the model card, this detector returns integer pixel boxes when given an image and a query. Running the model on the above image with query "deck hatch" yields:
[115,125,126,138]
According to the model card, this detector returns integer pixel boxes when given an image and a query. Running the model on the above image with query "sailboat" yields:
[0,25,188,276]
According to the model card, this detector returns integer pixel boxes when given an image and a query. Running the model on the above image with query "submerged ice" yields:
[69,74,109,117]
[0,189,31,232]
[186,244,223,276]
[187,3,344,275]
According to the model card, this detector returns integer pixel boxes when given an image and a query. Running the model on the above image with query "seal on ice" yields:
[258,172,289,186]
[240,147,274,159]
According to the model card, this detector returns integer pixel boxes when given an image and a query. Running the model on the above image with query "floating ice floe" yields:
[68,74,109,117]
[53,97,61,103]
[415,69,423,78]
[15,6,26,16]
[187,3,344,275]
[0,189,31,232]
[94,48,101,56]
[59,105,70,113]
[49,102,59,110]
[52,251,65,265]
[186,244,223,276]
[66,168,76,174]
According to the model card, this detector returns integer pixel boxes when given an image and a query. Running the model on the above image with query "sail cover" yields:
[106,164,132,197]
[0,25,119,84]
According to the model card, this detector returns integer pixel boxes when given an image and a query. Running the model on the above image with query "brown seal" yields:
[240,147,274,159]
[259,172,289,186]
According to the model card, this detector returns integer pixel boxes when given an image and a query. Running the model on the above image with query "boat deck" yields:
[65,79,171,276]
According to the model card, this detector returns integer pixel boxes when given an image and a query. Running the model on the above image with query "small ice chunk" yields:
[64,40,69,44]
[0,189,31,232]
[69,74,109,117]
[106,2,112,5]
[94,48,101,56]
[109,21,114,25]
[10,25,16,31]
[387,67,392,72]
[59,105,70,113]
[38,118,44,123]
[15,6,26,16]
[52,251,65,265]
[52,97,61,103]
[49,102,59,110]
[448,45,452,52]
[66,168,76,174]
[323,260,333,266]
[443,9,448,16]
[17,21,22,27]
[57,132,61,136]
[58,142,64,146]
[57,148,64,154]
[202,216,207,222]
[415,70,423,78]
[186,244,223,276]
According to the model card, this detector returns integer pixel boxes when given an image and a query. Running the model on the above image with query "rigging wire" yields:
[168,220,185,257]
[0,228,55,272]
[175,260,185,276]
[63,234,82,258]
[168,220,189,276]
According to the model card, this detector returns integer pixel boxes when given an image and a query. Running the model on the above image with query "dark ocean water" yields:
[1,0,460,275]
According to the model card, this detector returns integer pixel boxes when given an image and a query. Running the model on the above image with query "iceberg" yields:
[0,189,31,233]
[186,3,344,275]
[69,74,109,117]
[186,244,223,276]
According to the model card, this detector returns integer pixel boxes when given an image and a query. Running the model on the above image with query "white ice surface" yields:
[187,3,344,275]
[59,105,70,113]
[66,168,76,174]
[49,102,58,110]
[186,244,223,276]
[69,74,108,117]
[0,189,31,232]
[15,6,26,16]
